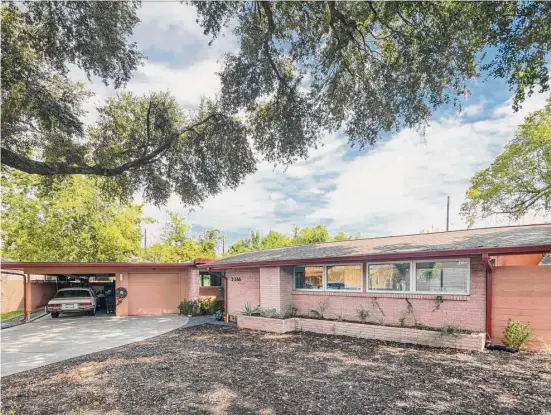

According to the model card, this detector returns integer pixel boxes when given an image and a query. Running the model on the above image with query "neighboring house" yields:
[199,224,551,351]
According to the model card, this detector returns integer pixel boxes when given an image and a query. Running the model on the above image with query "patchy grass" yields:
[1,309,42,321]
[2,325,550,414]
[0,310,24,321]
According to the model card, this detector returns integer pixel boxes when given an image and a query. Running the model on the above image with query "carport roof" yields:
[0,260,212,273]
[200,224,551,269]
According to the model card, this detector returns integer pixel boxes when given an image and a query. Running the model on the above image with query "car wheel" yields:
[51,313,59,318]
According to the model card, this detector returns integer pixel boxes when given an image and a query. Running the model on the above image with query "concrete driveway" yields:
[1,313,188,377]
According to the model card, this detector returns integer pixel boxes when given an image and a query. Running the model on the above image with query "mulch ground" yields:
[2,325,550,414]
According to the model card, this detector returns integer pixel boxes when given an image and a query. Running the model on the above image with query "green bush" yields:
[503,319,533,350]
[179,300,200,316]
[242,302,260,316]
[440,323,462,337]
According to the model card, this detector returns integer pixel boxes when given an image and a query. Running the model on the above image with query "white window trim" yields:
[366,258,471,296]
[365,261,412,294]
[293,263,364,292]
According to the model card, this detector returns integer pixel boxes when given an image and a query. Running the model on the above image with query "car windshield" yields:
[55,290,91,298]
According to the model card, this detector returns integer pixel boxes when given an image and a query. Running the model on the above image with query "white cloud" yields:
[461,101,485,116]
[310,93,550,236]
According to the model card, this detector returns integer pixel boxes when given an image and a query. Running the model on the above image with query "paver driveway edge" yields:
[1,314,189,377]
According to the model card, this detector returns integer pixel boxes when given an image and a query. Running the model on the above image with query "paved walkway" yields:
[1,314,188,377]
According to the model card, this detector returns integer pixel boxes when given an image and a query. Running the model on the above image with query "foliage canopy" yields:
[2,1,550,205]
[461,97,551,223]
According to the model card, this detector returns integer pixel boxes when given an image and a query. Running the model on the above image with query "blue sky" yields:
[76,3,550,247]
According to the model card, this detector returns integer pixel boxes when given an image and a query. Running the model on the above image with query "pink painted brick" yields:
[238,316,485,351]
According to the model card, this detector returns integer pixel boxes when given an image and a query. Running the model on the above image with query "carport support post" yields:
[23,273,30,322]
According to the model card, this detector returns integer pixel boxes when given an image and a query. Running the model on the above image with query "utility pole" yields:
[144,228,147,253]
[222,234,226,255]
[446,196,450,232]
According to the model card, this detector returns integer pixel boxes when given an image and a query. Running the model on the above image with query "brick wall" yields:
[291,256,486,332]
[199,286,224,299]
[227,256,486,332]
[258,267,294,313]
[238,315,486,351]
[227,268,260,315]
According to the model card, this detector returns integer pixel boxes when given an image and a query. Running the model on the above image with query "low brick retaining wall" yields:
[237,315,486,352]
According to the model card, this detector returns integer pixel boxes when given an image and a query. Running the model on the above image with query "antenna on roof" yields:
[446,196,450,232]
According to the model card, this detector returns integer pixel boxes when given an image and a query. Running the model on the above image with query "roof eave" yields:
[199,244,551,270]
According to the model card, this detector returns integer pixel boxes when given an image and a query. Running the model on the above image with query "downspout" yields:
[206,270,228,314]
[482,253,493,343]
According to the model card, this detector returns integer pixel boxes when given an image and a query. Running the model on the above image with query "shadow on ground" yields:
[2,325,550,414]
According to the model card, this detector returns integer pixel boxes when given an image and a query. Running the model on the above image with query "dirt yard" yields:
[2,325,550,414]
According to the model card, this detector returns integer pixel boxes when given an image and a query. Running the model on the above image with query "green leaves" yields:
[461,97,551,224]
[228,226,353,255]
[1,171,147,261]
[140,212,220,262]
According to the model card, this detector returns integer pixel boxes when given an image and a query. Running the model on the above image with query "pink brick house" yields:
[200,224,551,349]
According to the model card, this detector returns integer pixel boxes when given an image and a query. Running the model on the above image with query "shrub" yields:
[179,300,200,316]
[440,323,462,337]
[259,308,279,318]
[357,304,370,323]
[503,319,533,350]
[199,297,224,315]
[283,304,298,318]
[242,302,260,316]
[214,310,224,321]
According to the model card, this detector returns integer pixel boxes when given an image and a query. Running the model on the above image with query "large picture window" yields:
[294,264,362,291]
[415,260,469,294]
[294,266,324,290]
[326,265,362,291]
[368,263,411,291]
[367,259,470,295]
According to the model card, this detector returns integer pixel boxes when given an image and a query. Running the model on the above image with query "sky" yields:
[76,3,550,247]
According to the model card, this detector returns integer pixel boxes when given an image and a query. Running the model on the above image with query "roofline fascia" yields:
[198,244,551,270]
[0,261,198,271]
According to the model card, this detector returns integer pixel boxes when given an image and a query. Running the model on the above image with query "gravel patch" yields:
[1,325,550,414]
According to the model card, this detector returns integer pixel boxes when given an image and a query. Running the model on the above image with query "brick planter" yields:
[237,315,486,352]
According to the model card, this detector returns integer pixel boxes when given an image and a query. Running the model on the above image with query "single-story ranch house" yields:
[2,224,550,350]
[200,224,551,351]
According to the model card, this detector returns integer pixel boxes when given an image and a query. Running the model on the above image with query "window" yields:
[293,264,362,291]
[294,266,323,290]
[200,272,223,287]
[368,263,411,291]
[367,259,470,295]
[326,265,362,291]
[55,289,92,298]
[415,260,469,294]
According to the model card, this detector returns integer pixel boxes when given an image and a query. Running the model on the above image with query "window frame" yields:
[293,263,364,292]
[365,261,412,293]
[366,258,471,296]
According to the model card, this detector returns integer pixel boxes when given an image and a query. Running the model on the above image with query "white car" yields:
[47,288,97,318]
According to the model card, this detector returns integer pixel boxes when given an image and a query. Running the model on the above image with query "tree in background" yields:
[461,97,551,224]
[141,212,220,262]
[1,171,147,261]
[2,2,551,206]
[228,226,355,255]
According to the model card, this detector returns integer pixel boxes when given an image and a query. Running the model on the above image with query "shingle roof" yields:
[207,224,551,268]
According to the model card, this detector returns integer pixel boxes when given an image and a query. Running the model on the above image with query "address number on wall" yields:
[231,277,242,282]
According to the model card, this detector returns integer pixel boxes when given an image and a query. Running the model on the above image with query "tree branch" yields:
[1,113,220,177]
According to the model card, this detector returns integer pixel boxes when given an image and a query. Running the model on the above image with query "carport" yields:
[0,261,205,318]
